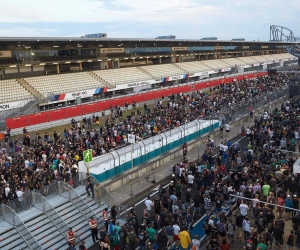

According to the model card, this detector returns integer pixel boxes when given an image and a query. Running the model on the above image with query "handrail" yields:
[57,181,99,223]
[0,204,42,250]
[31,191,69,239]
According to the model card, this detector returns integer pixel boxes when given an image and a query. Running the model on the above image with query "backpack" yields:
[110,233,120,245]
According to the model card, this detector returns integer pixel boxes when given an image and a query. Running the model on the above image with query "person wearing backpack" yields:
[226,219,236,244]
[110,228,121,250]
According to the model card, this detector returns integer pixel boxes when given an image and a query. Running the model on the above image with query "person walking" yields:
[86,173,95,199]
[89,216,99,243]
[178,226,191,250]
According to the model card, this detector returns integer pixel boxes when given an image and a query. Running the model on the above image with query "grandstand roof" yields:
[0,37,297,50]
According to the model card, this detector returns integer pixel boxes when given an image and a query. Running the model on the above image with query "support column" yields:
[56,64,60,74]
[146,58,149,65]
[206,54,208,60]
[79,62,82,71]
[132,59,135,66]
[197,55,200,61]
[159,57,162,64]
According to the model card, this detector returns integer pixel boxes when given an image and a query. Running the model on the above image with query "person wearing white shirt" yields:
[192,235,200,250]
[144,196,152,214]
[242,217,251,242]
[5,184,10,197]
[239,201,249,217]
[173,222,180,239]
[16,188,26,210]
[187,172,194,189]
[24,159,29,168]
[225,123,230,134]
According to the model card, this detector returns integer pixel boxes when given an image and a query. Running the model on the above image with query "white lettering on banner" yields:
[0,104,9,109]
[127,82,148,87]
[0,51,12,58]
[71,91,87,97]
[172,47,187,51]
[100,48,125,53]
[253,63,260,67]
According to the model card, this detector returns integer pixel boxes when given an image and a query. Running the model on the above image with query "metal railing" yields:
[31,191,69,238]
[74,172,129,221]
[0,204,42,250]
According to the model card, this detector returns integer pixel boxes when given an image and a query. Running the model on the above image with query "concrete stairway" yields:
[0,204,41,250]
[172,63,189,73]
[87,71,112,88]
[18,207,68,250]
[0,221,30,249]
[17,78,44,99]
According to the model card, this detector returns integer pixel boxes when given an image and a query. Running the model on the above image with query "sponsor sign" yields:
[127,79,156,87]
[71,91,87,97]
[0,51,12,58]
[0,100,30,111]
[64,89,96,99]
[214,46,224,50]
[261,45,268,49]
[242,46,249,49]
[100,48,125,53]
[252,63,261,67]
[193,71,216,77]
[171,47,187,51]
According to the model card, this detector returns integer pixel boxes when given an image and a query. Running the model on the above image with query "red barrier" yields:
[7,73,267,130]
[97,100,111,111]
[28,112,48,126]
[66,106,82,118]
[48,109,66,122]
[6,115,28,129]
[82,103,97,115]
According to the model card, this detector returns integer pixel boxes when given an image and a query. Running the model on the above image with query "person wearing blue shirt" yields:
[227,140,232,148]
[285,195,293,221]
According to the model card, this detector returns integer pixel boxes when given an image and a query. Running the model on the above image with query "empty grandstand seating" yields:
[140,64,186,79]
[174,61,213,73]
[93,67,152,85]
[237,56,259,65]
[201,59,231,70]
[261,55,278,62]
[250,55,271,63]
[25,72,104,96]
[272,53,296,60]
[0,79,33,103]
[221,58,245,67]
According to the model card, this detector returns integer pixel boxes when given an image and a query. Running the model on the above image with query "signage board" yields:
[127,79,155,87]
[100,48,125,53]
[214,46,224,50]
[0,51,12,58]
[242,46,249,49]
[128,134,136,144]
[83,149,93,163]
[261,46,268,49]
[0,100,30,111]
[171,47,187,51]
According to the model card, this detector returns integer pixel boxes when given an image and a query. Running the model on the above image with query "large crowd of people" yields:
[1,70,300,250]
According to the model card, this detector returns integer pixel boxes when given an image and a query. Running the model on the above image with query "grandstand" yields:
[238,56,260,65]
[140,64,186,79]
[0,79,33,103]
[93,67,152,85]
[25,72,104,96]
[201,59,231,70]
[174,61,213,74]
[220,57,246,67]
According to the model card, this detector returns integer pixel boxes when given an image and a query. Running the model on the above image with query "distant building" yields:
[156,35,176,39]
[231,38,245,41]
[201,37,217,40]
[82,33,107,38]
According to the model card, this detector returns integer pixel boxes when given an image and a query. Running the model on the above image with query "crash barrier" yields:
[6,71,266,130]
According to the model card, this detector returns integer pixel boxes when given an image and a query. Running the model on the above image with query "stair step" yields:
[24,214,48,227]
[63,212,84,225]
[40,234,66,250]
[39,231,63,247]
[0,238,29,250]
[57,205,77,217]
[0,231,21,248]
[33,226,57,240]
[27,218,51,233]
[68,216,87,230]
[53,242,69,250]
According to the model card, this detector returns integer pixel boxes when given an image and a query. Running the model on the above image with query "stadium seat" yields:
[0,79,33,103]
[93,67,152,85]
[140,64,186,79]
[25,72,104,96]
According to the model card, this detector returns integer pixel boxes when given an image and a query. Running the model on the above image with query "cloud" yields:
[0,0,299,40]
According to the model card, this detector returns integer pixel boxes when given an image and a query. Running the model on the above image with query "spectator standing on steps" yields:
[178,226,191,250]
[111,202,118,220]
[86,173,95,199]
[89,216,99,243]
[67,227,76,247]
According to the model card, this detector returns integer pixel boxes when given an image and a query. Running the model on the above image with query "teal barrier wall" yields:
[89,120,219,182]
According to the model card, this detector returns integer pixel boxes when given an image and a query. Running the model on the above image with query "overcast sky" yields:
[0,0,299,41]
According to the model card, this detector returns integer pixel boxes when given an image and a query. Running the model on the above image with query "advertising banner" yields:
[100,48,125,53]
[0,51,12,58]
